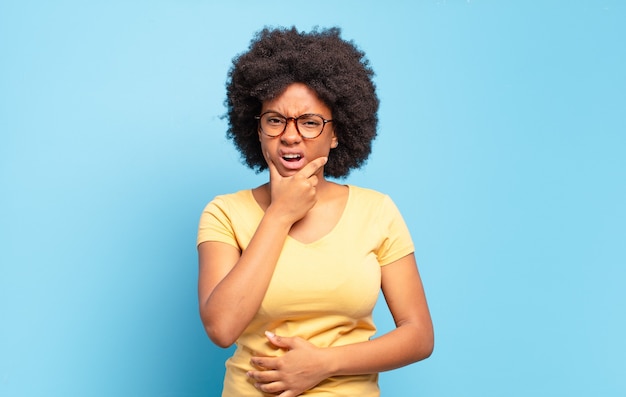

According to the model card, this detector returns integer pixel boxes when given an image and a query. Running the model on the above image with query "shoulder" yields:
[348,185,394,207]
[348,184,386,199]
[207,189,253,206]
[201,189,256,215]
[347,185,407,223]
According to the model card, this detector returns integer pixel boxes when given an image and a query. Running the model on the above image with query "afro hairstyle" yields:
[225,26,379,178]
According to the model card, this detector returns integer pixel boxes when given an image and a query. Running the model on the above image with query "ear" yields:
[330,129,338,149]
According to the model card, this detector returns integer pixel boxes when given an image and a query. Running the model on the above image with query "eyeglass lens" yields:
[259,113,327,139]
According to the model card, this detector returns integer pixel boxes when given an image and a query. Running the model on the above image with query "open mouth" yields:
[282,153,302,162]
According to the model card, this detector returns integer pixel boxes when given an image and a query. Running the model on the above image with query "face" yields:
[259,83,337,177]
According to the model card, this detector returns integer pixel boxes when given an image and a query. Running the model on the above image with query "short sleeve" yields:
[375,195,415,266]
[196,197,239,249]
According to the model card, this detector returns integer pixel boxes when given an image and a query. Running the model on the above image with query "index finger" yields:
[299,156,328,179]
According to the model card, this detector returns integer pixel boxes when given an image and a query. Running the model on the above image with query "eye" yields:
[298,115,323,128]
[264,114,285,126]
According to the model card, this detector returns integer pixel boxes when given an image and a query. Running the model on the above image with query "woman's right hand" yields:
[199,154,327,347]
[265,153,327,225]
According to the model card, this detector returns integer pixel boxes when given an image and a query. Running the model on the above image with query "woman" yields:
[197,26,433,396]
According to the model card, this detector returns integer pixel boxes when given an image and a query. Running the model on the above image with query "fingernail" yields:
[265,330,275,338]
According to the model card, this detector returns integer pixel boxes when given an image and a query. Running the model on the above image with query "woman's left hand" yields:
[248,331,330,397]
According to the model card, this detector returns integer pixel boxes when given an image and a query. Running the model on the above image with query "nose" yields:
[280,118,301,144]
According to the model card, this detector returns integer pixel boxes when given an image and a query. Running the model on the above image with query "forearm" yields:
[249,322,433,394]
[325,323,434,376]
[201,208,292,346]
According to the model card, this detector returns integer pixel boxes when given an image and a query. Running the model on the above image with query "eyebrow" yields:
[262,110,329,118]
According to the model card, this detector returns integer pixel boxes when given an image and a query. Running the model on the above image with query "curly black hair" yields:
[225,26,379,178]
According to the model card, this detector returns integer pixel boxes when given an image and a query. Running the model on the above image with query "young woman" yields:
[197,27,433,397]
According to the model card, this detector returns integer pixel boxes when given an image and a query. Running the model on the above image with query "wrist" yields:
[264,204,298,228]
[320,346,342,378]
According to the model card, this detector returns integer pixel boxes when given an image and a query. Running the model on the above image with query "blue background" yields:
[1,1,624,396]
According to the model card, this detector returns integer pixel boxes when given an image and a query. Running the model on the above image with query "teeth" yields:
[282,154,301,159]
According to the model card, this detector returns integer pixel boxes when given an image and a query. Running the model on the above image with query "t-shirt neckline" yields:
[248,184,352,247]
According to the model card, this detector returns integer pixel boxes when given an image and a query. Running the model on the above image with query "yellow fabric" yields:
[197,185,414,396]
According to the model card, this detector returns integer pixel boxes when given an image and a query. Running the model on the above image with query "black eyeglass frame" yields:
[254,111,333,139]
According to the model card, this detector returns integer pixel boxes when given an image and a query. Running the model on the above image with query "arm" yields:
[248,253,433,395]
[329,252,434,372]
[197,216,291,348]
[198,156,327,347]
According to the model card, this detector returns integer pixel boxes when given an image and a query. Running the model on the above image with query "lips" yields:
[278,151,305,170]
[282,153,302,162]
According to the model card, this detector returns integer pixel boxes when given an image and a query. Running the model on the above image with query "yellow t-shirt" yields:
[197,185,414,396]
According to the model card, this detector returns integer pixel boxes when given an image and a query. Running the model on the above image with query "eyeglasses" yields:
[255,111,333,139]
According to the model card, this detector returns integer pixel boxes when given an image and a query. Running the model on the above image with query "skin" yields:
[198,83,434,397]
